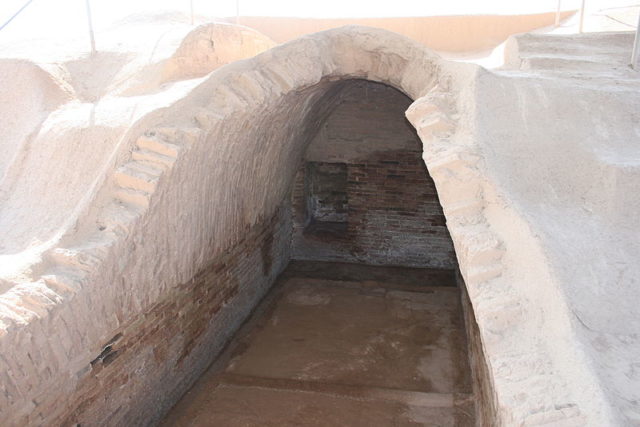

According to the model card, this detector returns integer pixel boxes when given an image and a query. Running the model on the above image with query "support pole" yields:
[579,0,586,33]
[631,12,640,69]
[555,0,562,27]
[85,0,96,54]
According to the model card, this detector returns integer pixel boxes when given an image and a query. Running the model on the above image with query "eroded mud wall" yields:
[292,80,456,268]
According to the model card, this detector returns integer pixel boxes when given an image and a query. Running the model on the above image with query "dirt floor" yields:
[161,261,474,426]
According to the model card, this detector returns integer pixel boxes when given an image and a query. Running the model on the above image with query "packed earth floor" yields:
[162,261,475,426]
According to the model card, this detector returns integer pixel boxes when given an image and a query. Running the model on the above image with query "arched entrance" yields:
[291,79,456,270]
[7,26,561,427]
[162,77,477,425]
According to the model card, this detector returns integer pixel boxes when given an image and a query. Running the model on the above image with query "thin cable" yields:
[0,0,36,33]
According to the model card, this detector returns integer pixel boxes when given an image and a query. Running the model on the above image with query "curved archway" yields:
[0,26,598,426]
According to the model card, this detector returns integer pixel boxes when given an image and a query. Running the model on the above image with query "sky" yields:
[0,0,627,45]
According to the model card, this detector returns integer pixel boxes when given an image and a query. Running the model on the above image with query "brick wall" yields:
[36,206,292,426]
[292,80,456,269]
[459,271,499,425]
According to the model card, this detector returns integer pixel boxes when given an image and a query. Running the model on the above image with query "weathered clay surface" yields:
[0,24,638,427]
[0,19,275,282]
[472,31,640,425]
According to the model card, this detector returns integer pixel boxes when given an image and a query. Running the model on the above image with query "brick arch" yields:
[0,26,586,426]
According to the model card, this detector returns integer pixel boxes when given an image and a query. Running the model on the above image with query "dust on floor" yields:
[162,261,474,426]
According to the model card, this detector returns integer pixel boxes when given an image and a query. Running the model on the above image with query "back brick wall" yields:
[292,80,456,269]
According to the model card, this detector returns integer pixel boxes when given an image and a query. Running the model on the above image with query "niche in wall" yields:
[304,162,349,238]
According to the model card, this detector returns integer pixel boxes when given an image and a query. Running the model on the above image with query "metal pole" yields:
[555,0,562,27]
[85,0,96,54]
[579,0,586,33]
[631,12,640,69]
[190,0,194,25]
